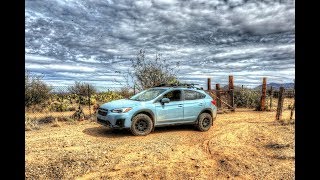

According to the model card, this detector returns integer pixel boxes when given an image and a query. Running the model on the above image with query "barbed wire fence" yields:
[25,76,295,124]
[205,76,295,121]
[25,86,133,123]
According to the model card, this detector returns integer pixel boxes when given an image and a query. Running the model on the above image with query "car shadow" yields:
[82,126,132,138]
[152,124,197,134]
[83,124,197,138]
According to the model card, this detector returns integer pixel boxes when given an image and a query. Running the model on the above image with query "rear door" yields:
[183,90,206,122]
[155,90,184,124]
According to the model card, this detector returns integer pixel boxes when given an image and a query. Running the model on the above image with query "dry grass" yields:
[25,109,294,179]
[266,98,294,111]
[51,118,61,127]
[26,106,93,119]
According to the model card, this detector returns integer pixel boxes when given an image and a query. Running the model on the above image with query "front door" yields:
[155,90,183,124]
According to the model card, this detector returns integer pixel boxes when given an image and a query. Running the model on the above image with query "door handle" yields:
[178,104,183,107]
[199,103,203,106]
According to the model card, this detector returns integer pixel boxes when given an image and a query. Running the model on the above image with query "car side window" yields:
[162,90,182,101]
[184,90,206,100]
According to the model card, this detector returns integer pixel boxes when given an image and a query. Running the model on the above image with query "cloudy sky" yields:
[25,0,295,89]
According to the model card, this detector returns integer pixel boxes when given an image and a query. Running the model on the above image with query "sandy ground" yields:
[26,109,294,179]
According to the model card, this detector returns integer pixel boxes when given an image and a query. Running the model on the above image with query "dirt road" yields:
[26,110,294,179]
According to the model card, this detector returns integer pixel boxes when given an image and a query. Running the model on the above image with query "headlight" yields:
[110,107,132,113]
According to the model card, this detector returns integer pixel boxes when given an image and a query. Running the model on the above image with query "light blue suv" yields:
[96,85,217,136]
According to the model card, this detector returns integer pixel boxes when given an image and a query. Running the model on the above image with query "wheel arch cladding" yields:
[132,109,155,126]
[197,108,213,126]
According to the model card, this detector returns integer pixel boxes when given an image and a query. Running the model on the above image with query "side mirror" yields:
[160,98,170,104]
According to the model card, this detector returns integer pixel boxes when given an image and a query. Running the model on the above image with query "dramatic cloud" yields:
[25,0,295,88]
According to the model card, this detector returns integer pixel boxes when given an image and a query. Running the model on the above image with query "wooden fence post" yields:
[207,78,211,91]
[260,77,267,111]
[290,81,295,120]
[88,84,91,117]
[216,84,221,109]
[133,84,136,95]
[269,86,273,110]
[228,75,235,111]
[276,87,285,120]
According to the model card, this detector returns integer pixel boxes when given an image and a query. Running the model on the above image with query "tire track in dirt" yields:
[26,110,294,179]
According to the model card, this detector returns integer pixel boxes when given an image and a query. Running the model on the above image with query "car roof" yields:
[151,87,204,91]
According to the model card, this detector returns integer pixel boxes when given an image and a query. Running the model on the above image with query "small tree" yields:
[68,81,96,96]
[68,81,97,105]
[115,49,180,91]
[25,71,52,107]
[234,88,261,109]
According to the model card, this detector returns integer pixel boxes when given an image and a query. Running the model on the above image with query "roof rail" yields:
[154,83,203,90]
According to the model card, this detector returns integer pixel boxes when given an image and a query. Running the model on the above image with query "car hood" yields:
[99,99,142,110]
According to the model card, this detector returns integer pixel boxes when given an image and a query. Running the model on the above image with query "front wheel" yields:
[196,113,212,132]
[130,114,153,136]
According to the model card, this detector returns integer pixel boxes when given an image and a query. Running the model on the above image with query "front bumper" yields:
[96,112,131,129]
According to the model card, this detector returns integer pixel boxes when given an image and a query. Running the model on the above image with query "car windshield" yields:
[129,88,167,101]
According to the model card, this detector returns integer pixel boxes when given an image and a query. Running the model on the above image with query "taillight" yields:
[211,100,216,105]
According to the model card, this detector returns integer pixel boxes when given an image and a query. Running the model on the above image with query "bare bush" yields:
[25,71,52,107]
[68,81,96,96]
[71,107,85,121]
[234,88,260,108]
[115,49,180,90]
[117,87,134,98]
[25,115,40,131]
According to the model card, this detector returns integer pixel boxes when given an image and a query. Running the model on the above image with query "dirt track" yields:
[26,109,294,179]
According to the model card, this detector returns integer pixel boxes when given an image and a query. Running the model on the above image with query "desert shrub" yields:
[93,104,100,113]
[25,72,52,107]
[55,116,74,122]
[68,107,76,111]
[25,115,39,131]
[76,97,97,105]
[27,104,48,113]
[37,115,55,124]
[71,107,85,120]
[117,87,134,98]
[95,91,124,103]
[68,81,96,96]
[49,101,74,112]
[51,118,61,127]
[234,89,260,108]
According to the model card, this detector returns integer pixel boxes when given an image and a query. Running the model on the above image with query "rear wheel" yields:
[196,113,212,131]
[130,114,153,136]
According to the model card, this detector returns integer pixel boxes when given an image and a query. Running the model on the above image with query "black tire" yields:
[130,114,153,136]
[196,113,212,132]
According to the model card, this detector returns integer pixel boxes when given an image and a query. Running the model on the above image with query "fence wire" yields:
[25,83,295,122]
[205,83,295,117]
[25,86,134,121]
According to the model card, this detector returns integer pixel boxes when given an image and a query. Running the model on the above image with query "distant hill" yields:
[222,85,246,91]
[254,83,294,90]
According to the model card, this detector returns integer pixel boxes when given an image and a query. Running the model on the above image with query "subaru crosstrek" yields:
[96,86,217,136]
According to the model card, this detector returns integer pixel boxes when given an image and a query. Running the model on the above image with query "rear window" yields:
[184,90,206,100]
